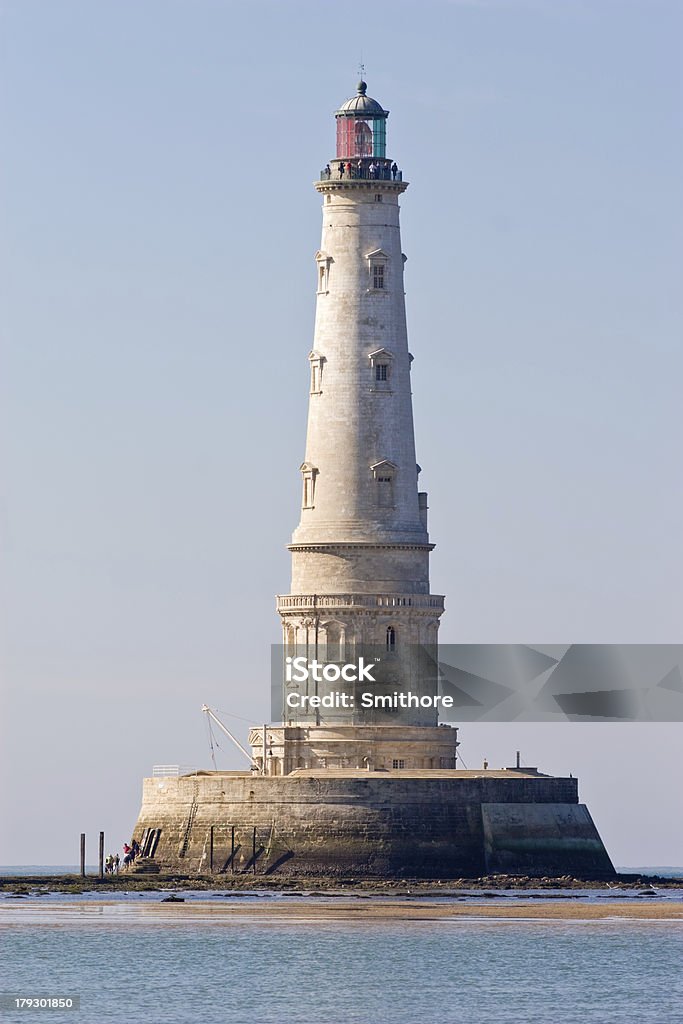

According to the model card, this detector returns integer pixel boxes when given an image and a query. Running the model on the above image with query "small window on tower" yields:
[371,459,396,507]
[309,351,325,394]
[375,194,382,203]
[365,249,389,293]
[368,348,393,387]
[315,251,332,293]
[392,759,405,769]
[300,462,318,509]
[377,476,393,507]
[386,626,397,651]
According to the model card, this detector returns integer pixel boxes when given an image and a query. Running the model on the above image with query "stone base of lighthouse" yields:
[132,766,615,880]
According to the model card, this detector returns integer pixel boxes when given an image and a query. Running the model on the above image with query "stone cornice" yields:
[288,542,435,552]
[314,180,408,195]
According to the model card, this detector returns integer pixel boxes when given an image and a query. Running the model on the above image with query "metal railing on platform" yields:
[319,166,403,182]
[152,765,199,777]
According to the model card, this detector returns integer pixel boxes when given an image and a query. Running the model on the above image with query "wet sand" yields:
[1,900,682,923]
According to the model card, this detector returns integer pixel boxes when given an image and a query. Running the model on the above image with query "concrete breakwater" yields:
[131,770,616,879]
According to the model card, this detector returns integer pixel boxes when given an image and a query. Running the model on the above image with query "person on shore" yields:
[105,854,113,875]
[114,853,120,874]
[131,839,140,859]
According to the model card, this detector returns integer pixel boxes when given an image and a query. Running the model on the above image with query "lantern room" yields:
[335,81,388,160]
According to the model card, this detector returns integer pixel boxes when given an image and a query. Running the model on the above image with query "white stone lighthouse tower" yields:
[133,80,615,882]
[250,81,459,774]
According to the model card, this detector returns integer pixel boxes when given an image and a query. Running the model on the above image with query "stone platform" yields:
[132,769,615,879]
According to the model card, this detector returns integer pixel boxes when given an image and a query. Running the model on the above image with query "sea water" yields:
[1,907,682,1024]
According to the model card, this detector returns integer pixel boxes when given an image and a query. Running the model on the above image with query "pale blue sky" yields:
[1,0,681,864]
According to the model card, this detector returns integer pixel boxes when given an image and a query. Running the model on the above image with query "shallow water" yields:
[1,912,682,1024]
[3,885,683,907]
[2,869,682,1023]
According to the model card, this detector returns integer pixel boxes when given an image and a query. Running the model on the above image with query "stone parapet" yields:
[277,593,444,613]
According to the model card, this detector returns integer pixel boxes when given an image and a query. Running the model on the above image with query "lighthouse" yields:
[251,80,460,773]
[132,80,615,881]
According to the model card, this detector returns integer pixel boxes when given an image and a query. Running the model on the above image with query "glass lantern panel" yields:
[336,118,355,159]
[372,119,386,158]
[337,118,348,156]
[347,119,357,157]
[353,119,373,158]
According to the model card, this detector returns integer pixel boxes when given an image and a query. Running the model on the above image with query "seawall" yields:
[132,770,615,879]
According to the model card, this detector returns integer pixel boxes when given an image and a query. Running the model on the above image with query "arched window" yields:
[386,626,396,651]
[322,620,346,663]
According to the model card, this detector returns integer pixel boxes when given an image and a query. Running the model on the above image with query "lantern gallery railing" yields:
[319,163,403,182]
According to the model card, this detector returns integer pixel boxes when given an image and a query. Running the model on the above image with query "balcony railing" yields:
[277,593,444,611]
[319,165,403,183]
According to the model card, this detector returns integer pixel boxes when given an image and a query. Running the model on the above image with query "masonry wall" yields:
[292,182,425,548]
[133,774,615,879]
[289,545,431,594]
